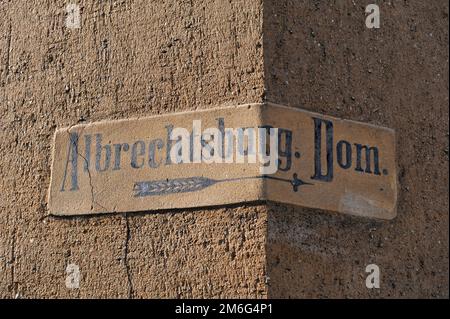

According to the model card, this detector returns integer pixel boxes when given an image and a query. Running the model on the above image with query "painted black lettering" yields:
[165,124,173,165]
[217,117,225,159]
[83,134,91,173]
[148,139,164,168]
[355,144,380,175]
[278,128,292,172]
[131,141,145,169]
[112,143,129,170]
[95,134,111,172]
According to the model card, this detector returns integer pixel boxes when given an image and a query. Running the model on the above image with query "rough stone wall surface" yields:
[264,0,449,298]
[0,0,267,298]
[0,0,448,299]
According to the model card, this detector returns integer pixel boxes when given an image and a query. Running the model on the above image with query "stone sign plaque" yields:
[48,103,397,219]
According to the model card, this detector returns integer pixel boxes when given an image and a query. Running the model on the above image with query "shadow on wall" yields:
[263,0,449,298]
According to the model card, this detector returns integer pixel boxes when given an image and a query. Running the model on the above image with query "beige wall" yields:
[0,0,448,298]
[0,0,267,298]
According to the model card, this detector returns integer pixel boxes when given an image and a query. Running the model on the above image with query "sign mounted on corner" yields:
[48,103,397,219]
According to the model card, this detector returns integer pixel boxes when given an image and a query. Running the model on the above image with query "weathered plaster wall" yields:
[0,0,267,298]
[264,0,449,298]
[0,0,448,299]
